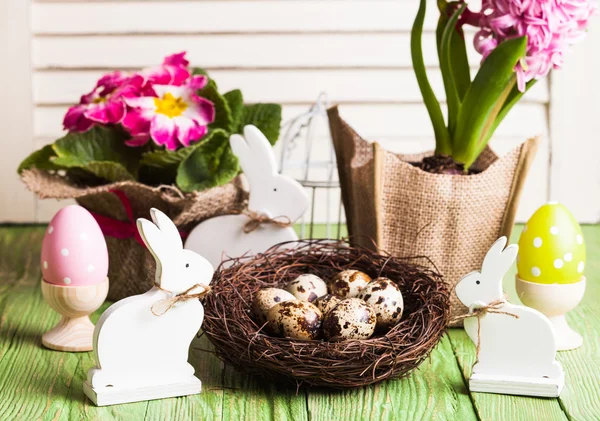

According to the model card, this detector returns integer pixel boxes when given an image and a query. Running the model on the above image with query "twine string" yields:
[452,299,519,359]
[242,210,292,234]
[151,283,212,316]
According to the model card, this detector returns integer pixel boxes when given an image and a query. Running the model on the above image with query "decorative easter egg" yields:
[251,288,296,325]
[286,274,327,302]
[322,298,376,341]
[267,300,322,340]
[313,294,341,315]
[358,278,404,330]
[518,202,586,284]
[329,270,372,298]
[41,205,108,286]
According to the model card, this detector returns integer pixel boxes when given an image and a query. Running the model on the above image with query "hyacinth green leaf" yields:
[439,3,467,137]
[411,0,451,155]
[485,79,537,145]
[224,89,244,132]
[237,103,282,145]
[17,145,61,174]
[51,125,141,179]
[452,36,527,168]
[176,129,239,192]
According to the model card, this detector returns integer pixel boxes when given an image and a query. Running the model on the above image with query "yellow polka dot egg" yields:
[518,203,586,284]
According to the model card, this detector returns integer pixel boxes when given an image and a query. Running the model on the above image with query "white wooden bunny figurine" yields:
[185,125,310,269]
[83,208,214,406]
[455,237,564,397]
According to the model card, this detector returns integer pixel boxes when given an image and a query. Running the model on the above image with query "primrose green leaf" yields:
[52,157,135,182]
[224,89,244,132]
[453,36,527,168]
[17,144,60,174]
[52,126,141,177]
[412,0,451,155]
[176,129,239,192]
[237,103,282,145]
[196,75,234,133]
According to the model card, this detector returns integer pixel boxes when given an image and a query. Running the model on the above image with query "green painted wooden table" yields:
[0,225,598,421]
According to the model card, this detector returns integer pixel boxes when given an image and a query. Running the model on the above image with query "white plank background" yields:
[3,0,598,224]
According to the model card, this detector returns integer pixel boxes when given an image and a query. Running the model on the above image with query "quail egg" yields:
[329,270,372,298]
[322,298,376,341]
[358,278,404,330]
[313,294,341,315]
[251,288,296,325]
[267,300,322,340]
[286,274,328,302]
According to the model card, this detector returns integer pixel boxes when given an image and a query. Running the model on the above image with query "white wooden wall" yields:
[2,0,599,223]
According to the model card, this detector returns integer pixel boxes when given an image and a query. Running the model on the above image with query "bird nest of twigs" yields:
[202,239,450,388]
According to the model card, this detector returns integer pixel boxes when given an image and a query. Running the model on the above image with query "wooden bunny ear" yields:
[242,125,278,174]
[150,208,183,250]
[482,237,517,278]
[136,218,168,266]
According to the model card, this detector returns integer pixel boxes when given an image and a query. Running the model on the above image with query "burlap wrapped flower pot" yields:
[22,169,247,301]
[328,106,540,324]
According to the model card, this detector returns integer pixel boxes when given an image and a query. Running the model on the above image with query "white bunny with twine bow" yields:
[185,125,310,269]
[83,208,213,406]
[455,237,564,397]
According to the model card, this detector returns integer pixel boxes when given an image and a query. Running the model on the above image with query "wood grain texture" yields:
[306,335,478,421]
[549,24,600,224]
[32,69,550,106]
[221,364,309,421]
[31,1,434,34]
[0,0,35,222]
[555,225,600,420]
[32,33,481,69]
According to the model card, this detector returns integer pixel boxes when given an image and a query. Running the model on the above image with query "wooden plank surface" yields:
[32,69,550,106]
[31,1,435,34]
[306,335,478,421]
[32,33,482,70]
[0,0,35,222]
[2,225,599,420]
[549,24,600,224]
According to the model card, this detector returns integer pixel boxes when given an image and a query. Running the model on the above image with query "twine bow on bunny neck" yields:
[241,209,292,234]
[452,299,520,359]
[151,283,212,316]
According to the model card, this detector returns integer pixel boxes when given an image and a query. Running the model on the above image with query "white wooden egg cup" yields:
[83,209,214,406]
[41,278,109,352]
[185,125,310,269]
[455,238,564,398]
[516,276,586,351]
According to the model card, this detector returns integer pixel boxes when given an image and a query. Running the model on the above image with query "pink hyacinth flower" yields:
[141,52,191,87]
[63,72,142,132]
[122,75,215,150]
[474,0,597,91]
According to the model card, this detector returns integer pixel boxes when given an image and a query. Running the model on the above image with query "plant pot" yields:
[516,276,586,351]
[328,106,540,324]
[22,169,247,301]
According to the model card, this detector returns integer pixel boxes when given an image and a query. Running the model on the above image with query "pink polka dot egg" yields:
[41,205,108,286]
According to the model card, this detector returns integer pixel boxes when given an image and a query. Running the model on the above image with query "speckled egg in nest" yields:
[202,239,450,388]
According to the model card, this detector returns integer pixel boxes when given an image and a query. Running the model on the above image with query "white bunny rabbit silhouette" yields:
[455,237,563,383]
[84,208,213,405]
[185,125,310,269]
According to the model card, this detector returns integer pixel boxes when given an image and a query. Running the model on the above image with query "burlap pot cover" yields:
[328,106,540,324]
[21,170,247,301]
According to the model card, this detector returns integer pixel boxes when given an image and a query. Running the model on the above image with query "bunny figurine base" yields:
[185,125,309,269]
[83,208,214,406]
[456,237,565,398]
